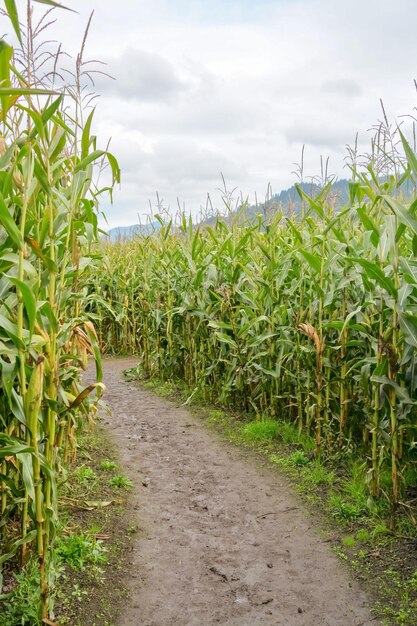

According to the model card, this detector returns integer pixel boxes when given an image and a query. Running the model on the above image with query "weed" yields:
[56,532,108,570]
[127,524,138,536]
[0,560,42,626]
[77,466,97,485]
[329,495,365,522]
[288,450,310,467]
[370,523,390,539]
[341,535,356,548]
[355,528,370,542]
[333,546,349,562]
[100,460,119,472]
[109,475,134,489]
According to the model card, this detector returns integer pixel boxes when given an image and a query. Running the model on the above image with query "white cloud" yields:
[19,0,417,228]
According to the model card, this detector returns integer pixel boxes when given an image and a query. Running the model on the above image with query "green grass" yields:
[242,419,281,441]
[242,418,315,451]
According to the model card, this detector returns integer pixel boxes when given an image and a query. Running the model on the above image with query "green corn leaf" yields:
[75,149,105,172]
[356,205,379,247]
[0,39,13,122]
[299,249,322,273]
[85,323,103,383]
[399,312,417,349]
[400,130,417,180]
[107,152,121,185]
[208,320,233,331]
[81,108,95,159]
[4,1,22,44]
[382,195,417,239]
[214,332,238,348]
[0,87,60,95]
[348,257,397,297]
[0,191,23,249]
[7,277,37,336]
[33,0,75,10]
[42,94,64,123]
[0,313,24,349]
[0,530,37,567]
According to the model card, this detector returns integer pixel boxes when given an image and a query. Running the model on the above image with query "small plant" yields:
[56,532,108,570]
[329,495,364,522]
[127,524,138,536]
[71,583,88,601]
[409,570,417,591]
[287,450,310,467]
[370,523,390,539]
[333,546,349,562]
[77,466,97,484]
[109,475,134,489]
[100,460,118,472]
[0,560,42,626]
[341,535,356,548]
[355,528,370,542]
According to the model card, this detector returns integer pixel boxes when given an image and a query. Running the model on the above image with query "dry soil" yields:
[96,357,379,626]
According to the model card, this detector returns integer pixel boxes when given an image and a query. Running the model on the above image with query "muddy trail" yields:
[93,358,378,626]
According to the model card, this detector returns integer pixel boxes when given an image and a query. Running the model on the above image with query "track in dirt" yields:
[94,358,378,626]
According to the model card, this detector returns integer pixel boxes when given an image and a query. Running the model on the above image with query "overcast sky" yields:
[21,0,417,227]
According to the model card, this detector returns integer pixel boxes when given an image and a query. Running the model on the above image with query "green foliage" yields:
[288,450,310,467]
[55,532,108,571]
[341,535,356,548]
[100,460,118,472]
[91,142,417,524]
[355,528,370,542]
[0,560,42,626]
[109,475,134,489]
[77,466,97,484]
[0,2,118,621]
[243,420,281,441]
[329,495,365,522]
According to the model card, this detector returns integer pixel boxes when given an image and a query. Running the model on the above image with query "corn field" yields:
[3,1,417,623]
[92,144,417,523]
[0,2,119,621]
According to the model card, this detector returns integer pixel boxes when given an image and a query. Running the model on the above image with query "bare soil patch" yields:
[90,358,378,626]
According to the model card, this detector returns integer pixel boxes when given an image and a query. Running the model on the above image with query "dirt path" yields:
[96,358,378,626]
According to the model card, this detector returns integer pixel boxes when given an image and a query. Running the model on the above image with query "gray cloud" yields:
[284,122,356,148]
[321,80,363,97]
[95,48,186,102]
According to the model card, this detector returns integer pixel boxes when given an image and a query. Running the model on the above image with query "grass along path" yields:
[87,358,379,626]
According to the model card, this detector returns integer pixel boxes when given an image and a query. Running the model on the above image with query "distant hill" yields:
[104,179,355,238]
[272,179,350,212]
[105,221,160,242]
[238,179,351,221]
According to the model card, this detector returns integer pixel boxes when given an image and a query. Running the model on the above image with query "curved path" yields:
[96,358,378,626]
